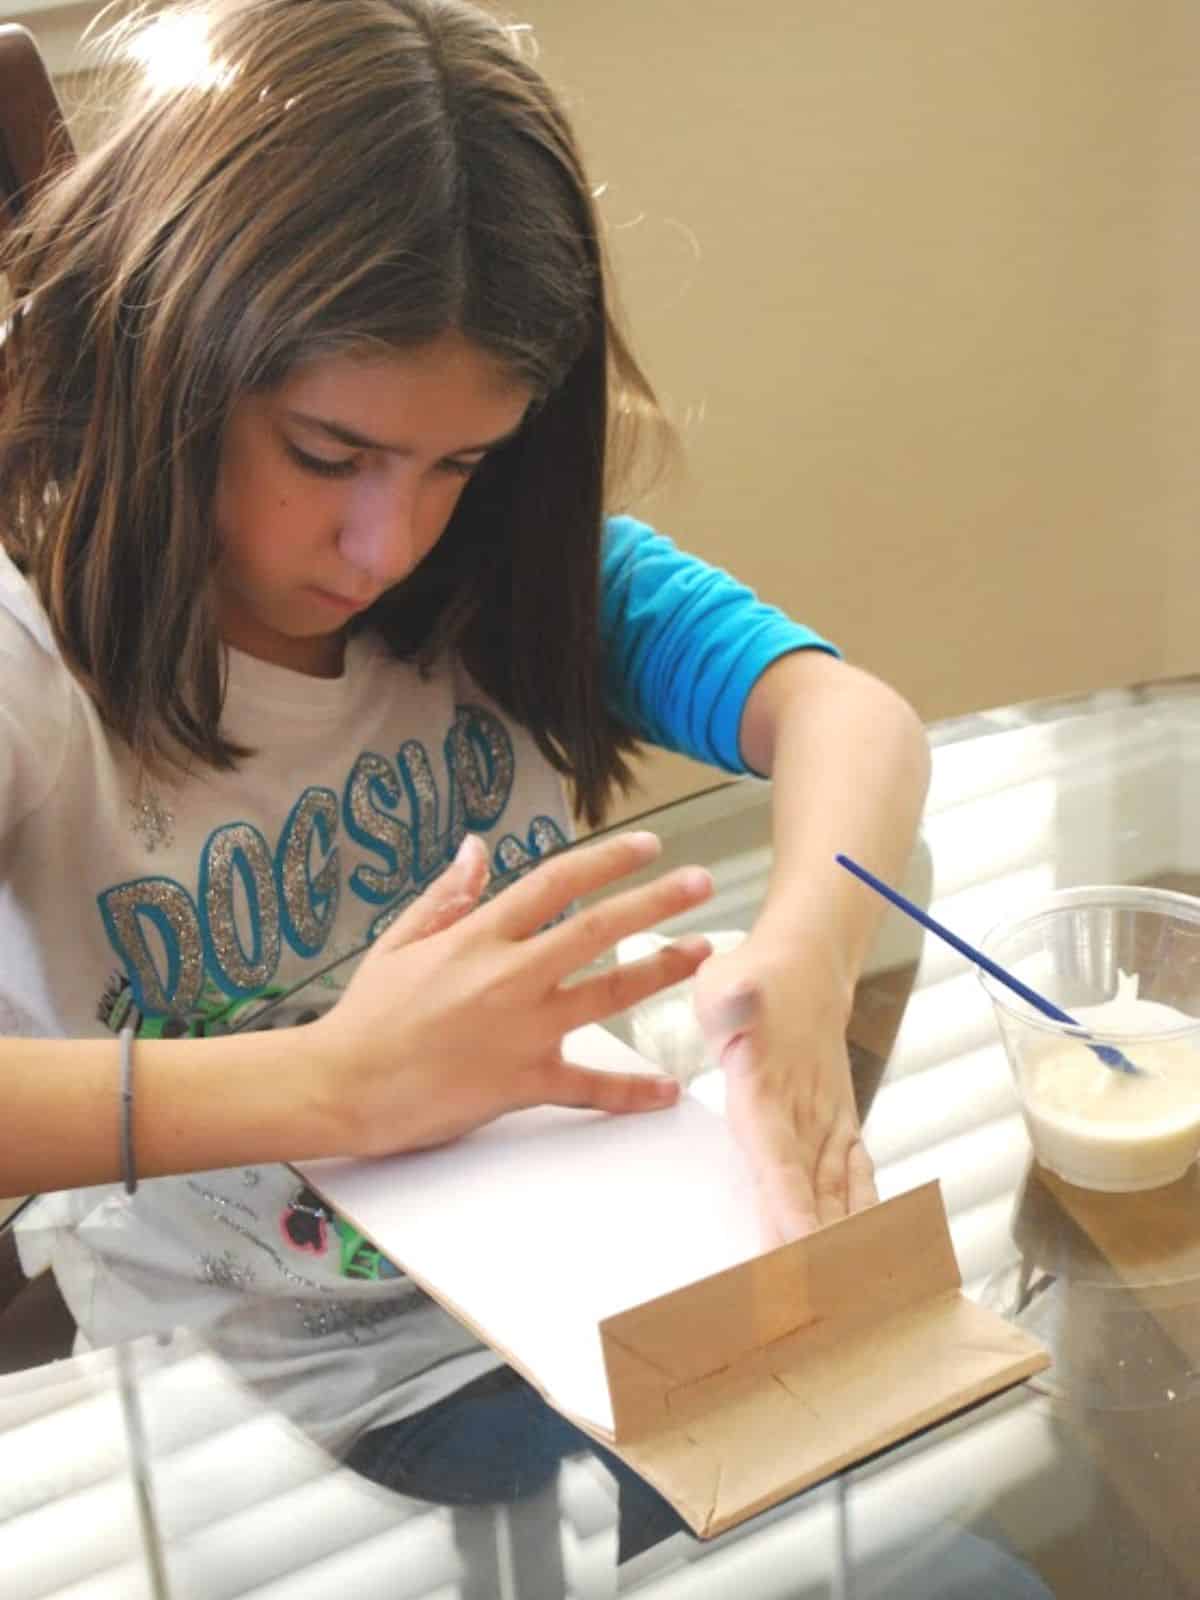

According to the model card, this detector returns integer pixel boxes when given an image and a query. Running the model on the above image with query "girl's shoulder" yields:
[0,546,78,740]
[0,547,80,827]
[0,547,62,667]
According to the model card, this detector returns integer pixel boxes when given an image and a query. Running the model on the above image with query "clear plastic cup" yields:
[979,885,1200,1192]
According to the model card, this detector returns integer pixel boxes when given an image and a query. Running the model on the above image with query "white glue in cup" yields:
[979,885,1200,1192]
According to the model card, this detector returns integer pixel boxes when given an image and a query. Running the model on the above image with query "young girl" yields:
[1,0,928,1459]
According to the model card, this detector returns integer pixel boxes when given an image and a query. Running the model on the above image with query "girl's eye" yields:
[439,457,484,480]
[285,442,359,479]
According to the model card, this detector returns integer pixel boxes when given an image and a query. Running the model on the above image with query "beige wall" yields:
[514,0,1199,813]
[1157,5,1200,675]
[30,1,1200,817]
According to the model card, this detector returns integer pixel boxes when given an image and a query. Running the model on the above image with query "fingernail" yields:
[673,935,713,960]
[679,867,713,897]
[454,834,485,870]
[626,831,661,858]
[651,1076,679,1100]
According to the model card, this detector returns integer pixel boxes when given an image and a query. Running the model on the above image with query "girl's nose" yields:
[336,480,417,585]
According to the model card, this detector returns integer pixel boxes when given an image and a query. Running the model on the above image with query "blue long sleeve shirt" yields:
[600,516,838,773]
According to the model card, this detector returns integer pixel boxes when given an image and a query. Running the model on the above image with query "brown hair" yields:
[0,0,665,824]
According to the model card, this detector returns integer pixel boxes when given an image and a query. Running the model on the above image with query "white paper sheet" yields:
[300,1024,763,1434]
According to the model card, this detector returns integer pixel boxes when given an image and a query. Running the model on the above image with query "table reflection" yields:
[7,679,1200,1595]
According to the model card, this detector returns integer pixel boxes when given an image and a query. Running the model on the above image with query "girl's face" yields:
[214,331,532,676]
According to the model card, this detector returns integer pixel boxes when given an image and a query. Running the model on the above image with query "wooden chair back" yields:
[0,25,74,259]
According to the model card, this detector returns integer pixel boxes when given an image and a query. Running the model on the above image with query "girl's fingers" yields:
[724,1040,821,1242]
[554,935,712,1033]
[528,1056,681,1116]
[812,1119,874,1228]
[487,831,663,939]
[845,1137,879,1216]
[377,834,490,948]
[534,864,714,981]
[452,833,492,901]
[754,1167,821,1248]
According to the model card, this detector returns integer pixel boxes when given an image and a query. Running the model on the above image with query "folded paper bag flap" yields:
[600,1181,959,1441]
[598,1182,1050,1537]
[604,1293,1049,1537]
[599,1227,815,1441]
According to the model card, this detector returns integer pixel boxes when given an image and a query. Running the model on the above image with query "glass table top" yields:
[6,677,1200,1598]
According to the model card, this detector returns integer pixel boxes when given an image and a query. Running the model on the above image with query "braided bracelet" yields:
[119,1024,138,1196]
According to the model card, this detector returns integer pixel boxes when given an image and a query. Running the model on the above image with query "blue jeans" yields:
[346,1368,1055,1594]
[345,1364,686,1553]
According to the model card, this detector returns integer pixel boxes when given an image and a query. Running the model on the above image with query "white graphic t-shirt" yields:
[3,550,574,1449]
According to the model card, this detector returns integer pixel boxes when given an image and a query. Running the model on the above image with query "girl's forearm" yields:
[739,652,931,1003]
[1,1030,331,1195]
[1,829,720,1196]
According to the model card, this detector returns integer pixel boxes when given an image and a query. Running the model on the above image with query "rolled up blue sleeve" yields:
[600,516,840,773]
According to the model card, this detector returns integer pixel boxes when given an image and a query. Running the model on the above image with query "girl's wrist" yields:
[293,1016,364,1159]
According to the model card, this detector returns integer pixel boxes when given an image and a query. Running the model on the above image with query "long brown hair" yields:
[0,0,665,824]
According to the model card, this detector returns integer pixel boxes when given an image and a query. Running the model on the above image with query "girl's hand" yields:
[693,935,877,1245]
[316,831,714,1155]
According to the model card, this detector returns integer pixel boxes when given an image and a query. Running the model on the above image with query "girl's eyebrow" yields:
[284,410,524,456]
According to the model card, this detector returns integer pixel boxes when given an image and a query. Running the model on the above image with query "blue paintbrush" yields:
[836,853,1143,1076]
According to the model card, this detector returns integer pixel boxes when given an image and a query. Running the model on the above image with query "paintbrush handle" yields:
[835,854,1151,1084]
[836,853,1143,1074]
[834,853,1081,1029]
